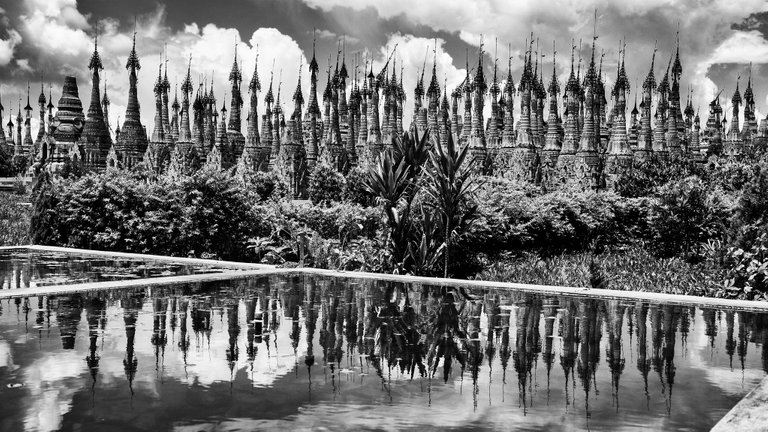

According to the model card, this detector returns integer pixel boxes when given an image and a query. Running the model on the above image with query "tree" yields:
[423,133,480,278]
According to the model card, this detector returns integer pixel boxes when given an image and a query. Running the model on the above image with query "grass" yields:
[0,191,31,246]
[473,246,726,297]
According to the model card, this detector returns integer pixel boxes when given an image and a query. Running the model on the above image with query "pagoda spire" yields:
[35,81,46,147]
[469,36,487,159]
[152,61,165,143]
[635,43,657,160]
[0,86,5,148]
[161,46,171,142]
[228,43,243,134]
[101,72,111,136]
[170,83,180,141]
[22,82,34,153]
[246,46,261,163]
[500,45,515,148]
[82,34,112,171]
[116,28,149,167]
[179,55,193,142]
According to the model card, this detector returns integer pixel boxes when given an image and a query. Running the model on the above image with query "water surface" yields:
[0,249,229,290]
[0,275,766,431]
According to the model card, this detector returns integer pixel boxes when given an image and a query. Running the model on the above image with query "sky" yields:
[1,0,768,135]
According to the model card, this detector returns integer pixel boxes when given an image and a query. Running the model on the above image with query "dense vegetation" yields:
[10,129,768,300]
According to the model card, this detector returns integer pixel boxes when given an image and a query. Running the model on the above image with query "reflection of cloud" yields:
[22,350,85,432]
[0,339,15,369]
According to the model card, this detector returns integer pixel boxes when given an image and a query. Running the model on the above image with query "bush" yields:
[242,170,287,201]
[469,178,650,256]
[614,156,703,198]
[308,162,345,206]
[30,168,267,261]
[344,165,374,206]
[0,192,31,245]
[649,176,731,259]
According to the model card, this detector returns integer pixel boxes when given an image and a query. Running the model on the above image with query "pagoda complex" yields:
[6,28,768,196]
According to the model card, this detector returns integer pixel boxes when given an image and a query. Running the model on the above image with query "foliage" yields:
[422,132,479,277]
[344,165,374,206]
[0,191,31,246]
[241,170,288,202]
[308,162,346,206]
[474,246,724,296]
[614,156,704,198]
[30,167,266,260]
[649,176,731,259]
[0,145,13,177]
[470,178,652,256]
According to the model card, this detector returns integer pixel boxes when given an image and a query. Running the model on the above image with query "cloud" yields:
[0,28,21,66]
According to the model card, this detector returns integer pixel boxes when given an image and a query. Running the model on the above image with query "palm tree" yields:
[423,133,480,278]
[363,129,431,271]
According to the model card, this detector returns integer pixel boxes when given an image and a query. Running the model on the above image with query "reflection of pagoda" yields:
[576,300,602,419]
[123,292,143,393]
[152,298,168,371]
[661,305,681,414]
[56,295,84,349]
[606,301,626,411]
[177,298,190,369]
[245,295,257,365]
[635,302,651,408]
[726,311,736,369]
[559,298,578,409]
[226,299,240,378]
[513,297,542,413]
[85,297,107,389]
[542,297,559,396]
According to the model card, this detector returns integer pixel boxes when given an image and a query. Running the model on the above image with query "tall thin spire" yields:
[82,34,112,171]
[116,28,148,168]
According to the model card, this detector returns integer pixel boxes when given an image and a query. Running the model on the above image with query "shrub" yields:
[649,176,730,259]
[308,162,346,206]
[614,156,703,198]
[30,168,266,261]
[0,192,31,246]
[344,165,374,206]
[242,170,288,201]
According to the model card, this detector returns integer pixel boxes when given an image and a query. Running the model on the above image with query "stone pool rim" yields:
[2,244,767,313]
[3,244,768,430]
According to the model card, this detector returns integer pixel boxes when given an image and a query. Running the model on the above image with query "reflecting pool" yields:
[0,275,765,431]
[0,249,231,289]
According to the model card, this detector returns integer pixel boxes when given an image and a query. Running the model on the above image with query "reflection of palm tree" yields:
[426,288,467,383]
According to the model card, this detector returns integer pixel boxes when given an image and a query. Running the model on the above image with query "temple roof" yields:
[228,47,242,84]
[24,83,32,112]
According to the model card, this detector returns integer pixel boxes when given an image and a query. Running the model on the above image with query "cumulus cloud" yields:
[0,28,21,66]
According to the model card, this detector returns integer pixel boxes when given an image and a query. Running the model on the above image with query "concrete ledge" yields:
[2,245,768,312]
[4,245,274,270]
[282,267,768,312]
[0,268,280,299]
[712,376,768,431]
